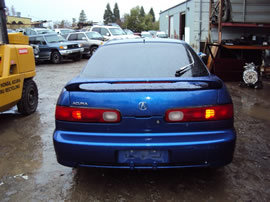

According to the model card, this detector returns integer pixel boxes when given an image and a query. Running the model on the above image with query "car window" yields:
[81,43,209,79]
[30,30,36,35]
[68,33,78,40]
[86,32,103,39]
[100,28,110,36]
[29,36,46,45]
[92,27,101,33]
[44,34,66,43]
[109,28,126,36]
[141,33,152,38]
[29,37,36,44]
[78,33,86,40]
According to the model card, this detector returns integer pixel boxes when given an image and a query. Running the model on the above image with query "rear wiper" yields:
[175,49,195,77]
[175,64,192,77]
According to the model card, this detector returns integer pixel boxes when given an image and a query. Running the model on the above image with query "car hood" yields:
[48,41,78,46]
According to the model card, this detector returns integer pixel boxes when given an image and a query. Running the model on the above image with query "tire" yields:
[51,51,62,64]
[17,79,38,115]
[73,54,82,61]
[90,46,98,57]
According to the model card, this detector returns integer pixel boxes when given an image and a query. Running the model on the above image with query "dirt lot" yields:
[0,60,270,202]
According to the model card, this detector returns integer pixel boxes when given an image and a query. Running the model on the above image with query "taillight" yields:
[165,104,233,122]
[55,106,121,123]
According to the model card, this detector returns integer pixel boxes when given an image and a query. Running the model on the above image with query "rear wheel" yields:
[51,51,62,64]
[17,79,38,115]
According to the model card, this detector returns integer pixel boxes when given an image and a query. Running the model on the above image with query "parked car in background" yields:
[156,31,168,38]
[141,31,153,38]
[53,38,236,169]
[90,25,138,40]
[24,28,55,36]
[124,29,141,39]
[7,29,16,33]
[29,34,83,64]
[148,30,157,38]
[66,31,104,58]
[54,28,75,39]
[80,27,91,32]
[124,29,134,35]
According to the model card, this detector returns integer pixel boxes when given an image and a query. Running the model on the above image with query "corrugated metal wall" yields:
[229,0,270,23]
[193,0,210,50]
[159,0,210,52]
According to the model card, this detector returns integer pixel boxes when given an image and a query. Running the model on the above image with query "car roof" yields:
[29,33,58,38]
[69,31,96,34]
[55,28,72,30]
[104,38,186,46]
[31,28,50,30]
[92,25,120,29]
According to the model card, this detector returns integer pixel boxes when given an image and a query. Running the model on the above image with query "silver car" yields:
[66,31,104,58]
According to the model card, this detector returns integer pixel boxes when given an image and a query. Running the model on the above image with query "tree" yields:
[11,5,16,16]
[149,8,155,22]
[59,20,65,28]
[54,20,71,28]
[72,18,76,27]
[113,3,120,23]
[122,6,159,32]
[103,3,113,24]
[79,10,87,23]
[122,6,141,32]
[139,6,145,18]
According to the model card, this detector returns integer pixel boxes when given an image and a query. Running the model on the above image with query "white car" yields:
[156,31,168,38]
[90,25,139,40]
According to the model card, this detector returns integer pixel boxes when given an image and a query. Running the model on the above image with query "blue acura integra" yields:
[53,39,236,169]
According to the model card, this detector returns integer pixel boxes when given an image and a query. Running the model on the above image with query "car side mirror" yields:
[82,37,87,40]
[106,33,110,36]
[42,41,47,45]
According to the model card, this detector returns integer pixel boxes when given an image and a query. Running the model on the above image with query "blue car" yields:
[53,39,236,169]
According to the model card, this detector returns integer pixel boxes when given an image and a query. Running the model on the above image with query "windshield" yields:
[45,34,66,43]
[81,42,209,79]
[109,28,126,36]
[157,34,168,38]
[86,32,103,39]
[36,29,55,34]
[124,29,133,35]
[61,29,75,34]
[141,33,152,38]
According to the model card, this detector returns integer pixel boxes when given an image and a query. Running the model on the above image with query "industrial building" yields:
[160,0,270,52]
[160,0,210,52]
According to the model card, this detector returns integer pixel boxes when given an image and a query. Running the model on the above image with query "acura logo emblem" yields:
[138,102,148,111]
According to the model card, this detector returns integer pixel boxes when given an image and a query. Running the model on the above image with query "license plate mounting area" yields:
[118,150,169,164]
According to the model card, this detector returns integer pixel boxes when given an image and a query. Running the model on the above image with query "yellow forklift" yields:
[0,0,38,115]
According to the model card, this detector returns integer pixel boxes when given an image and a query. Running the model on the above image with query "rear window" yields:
[81,42,209,79]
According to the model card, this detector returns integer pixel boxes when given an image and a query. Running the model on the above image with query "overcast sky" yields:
[6,0,184,23]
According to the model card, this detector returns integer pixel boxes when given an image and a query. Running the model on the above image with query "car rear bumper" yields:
[53,129,236,169]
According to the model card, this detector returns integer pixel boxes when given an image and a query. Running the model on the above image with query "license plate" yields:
[118,150,169,164]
